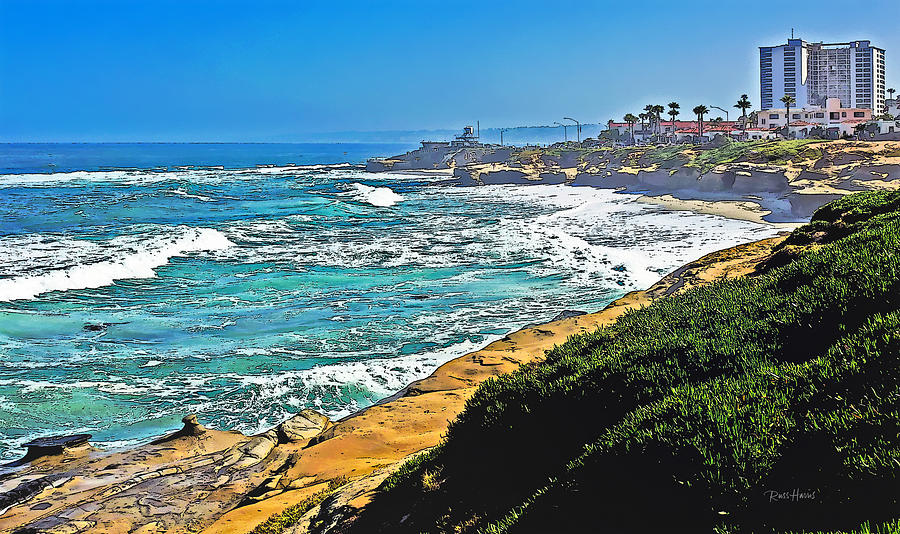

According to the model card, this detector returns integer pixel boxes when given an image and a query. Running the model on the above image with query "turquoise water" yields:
[0,145,780,460]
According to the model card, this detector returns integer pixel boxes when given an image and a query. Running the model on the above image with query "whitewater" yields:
[0,159,780,460]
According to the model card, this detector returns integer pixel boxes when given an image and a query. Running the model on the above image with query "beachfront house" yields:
[742,127,780,140]
[758,98,872,128]
[855,119,900,140]
[608,120,740,144]
[671,124,742,143]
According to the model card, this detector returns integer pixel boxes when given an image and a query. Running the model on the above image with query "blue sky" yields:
[1,0,898,142]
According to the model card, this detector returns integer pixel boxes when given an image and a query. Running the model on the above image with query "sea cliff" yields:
[449,140,900,223]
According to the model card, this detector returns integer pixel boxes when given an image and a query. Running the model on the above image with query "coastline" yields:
[9,143,890,531]
[0,226,788,534]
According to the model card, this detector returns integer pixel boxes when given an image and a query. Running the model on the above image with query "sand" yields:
[636,194,801,228]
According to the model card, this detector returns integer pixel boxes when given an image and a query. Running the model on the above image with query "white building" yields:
[760,38,885,111]
[743,128,780,140]
[757,98,872,128]
[887,98,900,118]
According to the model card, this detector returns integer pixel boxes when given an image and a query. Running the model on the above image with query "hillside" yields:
[329,191,900,534]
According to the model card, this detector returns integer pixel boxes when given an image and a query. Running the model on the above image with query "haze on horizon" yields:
[1,0,898,143]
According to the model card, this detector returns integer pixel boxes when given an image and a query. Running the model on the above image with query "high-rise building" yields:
[760,38,885,111]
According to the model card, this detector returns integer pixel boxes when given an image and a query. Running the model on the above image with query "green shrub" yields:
[248,478,346,534]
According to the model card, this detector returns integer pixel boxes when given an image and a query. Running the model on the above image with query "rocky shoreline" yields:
[353,140,900,227]
[441,140,900,223]
[4,140,900,533]
[0,234,787,534]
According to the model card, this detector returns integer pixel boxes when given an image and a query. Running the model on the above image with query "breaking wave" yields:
[349,183,404,207]
[0,227,234,301]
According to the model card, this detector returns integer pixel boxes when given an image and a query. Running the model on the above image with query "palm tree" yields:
[639,112,648,133]
[780,95,796,134]
[623,113,639,143]
[668,102,680,143]
[650,104,665,137]
[734,94,752,140]
[692,105,708,142]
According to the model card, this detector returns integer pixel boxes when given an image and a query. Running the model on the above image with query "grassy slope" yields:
[348,191,900,534]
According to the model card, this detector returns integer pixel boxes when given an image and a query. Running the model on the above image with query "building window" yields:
[854,112,865,117]
[842,112,847,117]
[815,113,824,118]
[830,112,840,120]
[769,114,779,119]
[761,119,766,124]
[792,114,800,119]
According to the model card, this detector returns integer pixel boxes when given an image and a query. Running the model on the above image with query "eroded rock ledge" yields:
[451,140,900,223]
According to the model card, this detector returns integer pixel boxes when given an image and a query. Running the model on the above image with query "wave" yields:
[232,184,773,291]
[349,183,404,207]
[0,163,363,187]
[0,226,234,302]
[168,188,216,202]
[228,336,498,433]
[248,163,355,174]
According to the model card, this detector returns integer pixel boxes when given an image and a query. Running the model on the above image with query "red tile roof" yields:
[608,120,739,129]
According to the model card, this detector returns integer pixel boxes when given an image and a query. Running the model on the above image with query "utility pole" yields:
[500,128,508,146]
[563,117,581,143]
[553,121,568,142]
[708,106,729,122]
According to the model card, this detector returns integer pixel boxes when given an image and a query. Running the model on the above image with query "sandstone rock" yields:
[480,169,529,185]
[550,310,586,322]
[538,171,567,184]
[149,414,207,445]
[181,414,206,436]
[18,434,92,463]
[277,410,333,444]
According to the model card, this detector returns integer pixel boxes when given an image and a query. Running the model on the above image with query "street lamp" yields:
[553,121,568,142]
[708,106,729,122]
[500,128,509,146]
[563,117,581,143]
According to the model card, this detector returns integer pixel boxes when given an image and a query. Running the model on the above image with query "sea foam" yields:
[0,227,234,302]
[350,183,404,207]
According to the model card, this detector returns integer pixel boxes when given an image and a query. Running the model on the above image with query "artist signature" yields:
[764,488,818,503]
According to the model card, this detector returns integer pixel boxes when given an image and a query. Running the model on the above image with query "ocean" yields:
[0,143,779,460]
